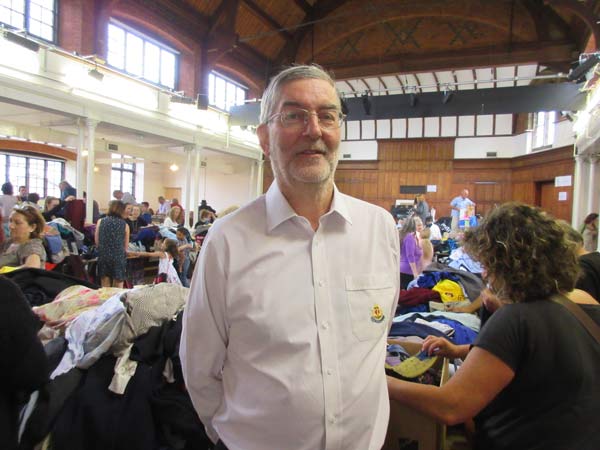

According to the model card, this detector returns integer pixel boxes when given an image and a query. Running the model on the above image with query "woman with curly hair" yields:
[387,202,600,450]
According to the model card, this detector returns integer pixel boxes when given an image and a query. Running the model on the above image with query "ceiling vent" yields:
[106,142,119,153]
[342,153,352,159]
[486,151,497,158]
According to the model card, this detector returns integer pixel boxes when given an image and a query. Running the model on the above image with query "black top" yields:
[126,216,149,236]
[576,252,600,301]
[0,276,49,450]
[473,300,600,450]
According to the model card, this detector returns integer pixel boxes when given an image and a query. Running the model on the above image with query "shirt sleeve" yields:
[403,234,419,264]
[19,239,47,265]
[180,231,229,444]
[473,305,524,371]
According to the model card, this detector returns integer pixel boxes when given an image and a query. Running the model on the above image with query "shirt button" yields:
[321,321,329,330]
[326,368,333,375]
[328,415,337,424]
[319,280,324,287]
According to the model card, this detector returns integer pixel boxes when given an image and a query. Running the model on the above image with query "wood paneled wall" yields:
[262,140,575,221]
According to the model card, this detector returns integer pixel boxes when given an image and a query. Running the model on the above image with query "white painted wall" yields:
[455,120,575,159]
[338,140,378,160]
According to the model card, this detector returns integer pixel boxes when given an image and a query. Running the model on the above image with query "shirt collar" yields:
[265,181,353,233]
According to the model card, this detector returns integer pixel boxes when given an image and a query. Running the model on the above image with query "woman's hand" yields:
[421,335,470,359]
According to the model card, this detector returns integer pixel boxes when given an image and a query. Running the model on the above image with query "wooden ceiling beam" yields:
[545,0,600,50]
[292,0,312,15]
[275,0,352,66]
[325,41,577,80]
[242,0,292,42]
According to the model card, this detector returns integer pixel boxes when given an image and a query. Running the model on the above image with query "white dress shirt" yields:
[157,201,171,215]
[181,182,400,450]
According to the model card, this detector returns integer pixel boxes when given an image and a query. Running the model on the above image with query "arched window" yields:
[208,71,247,111]
[107,19,178,90]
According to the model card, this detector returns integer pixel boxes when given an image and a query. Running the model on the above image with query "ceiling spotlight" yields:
[340,97,349,115]
[361,92,372,115]
[442,88,454,104]
[170,163,179,172]
[409,92,418,107]
[170,94,195,104]
[2,29,40,52]
[93,166,99,172]
[88,67,104,81]
[197,93,209,110]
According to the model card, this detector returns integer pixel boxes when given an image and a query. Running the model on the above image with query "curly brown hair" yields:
[463,202,579,304]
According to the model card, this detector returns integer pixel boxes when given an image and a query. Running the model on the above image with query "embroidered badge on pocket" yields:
[371,304,385,323]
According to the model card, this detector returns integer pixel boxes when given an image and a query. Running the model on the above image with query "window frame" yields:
[0,151,65,198]
[208,71,247,112]
[110,154,136,198]
[106,18,179,90]
[531,111,556,151]
[0,0,57,43]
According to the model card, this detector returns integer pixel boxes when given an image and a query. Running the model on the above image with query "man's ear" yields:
[257,124,270,158]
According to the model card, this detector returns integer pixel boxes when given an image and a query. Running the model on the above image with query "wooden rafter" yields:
[395,75,405,94]
[275,0,352,67]
[292,0,312,15]
[545,0,600,50]
[242,0,292,42]
[324,41,576,79]
[378,76,388,95]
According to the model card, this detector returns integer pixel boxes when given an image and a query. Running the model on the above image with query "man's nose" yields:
[302,114,322,138]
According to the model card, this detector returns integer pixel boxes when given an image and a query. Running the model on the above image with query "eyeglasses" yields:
[268,107,346,130]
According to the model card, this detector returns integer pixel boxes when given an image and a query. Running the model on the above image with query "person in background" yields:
[129,238,181,285]
[18,185,28,202]
[0,205,47,269]
[175,226,194,287]
[170,198,185,225]
[163,205,181,229]
[415,193,430,224]
[425,215,442,246]
[0,182,17,237]
[181,64,400,450]
[420,227,434,271]
[24,193,41,210]
[581,212,598,252]
[450,188,475,232]
[400,215,423,289]
[387,202,600,450]
[126,204,149,239]
[0,275,49,450]
[157,196,170,215]
[58,180,76,201]
[140,202,153,223]
[95,200,129,288]
[561,222,600,301]
[82,191,100,224]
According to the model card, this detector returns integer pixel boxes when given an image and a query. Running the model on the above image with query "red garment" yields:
[398,287,440,306]
[64,200,85,232]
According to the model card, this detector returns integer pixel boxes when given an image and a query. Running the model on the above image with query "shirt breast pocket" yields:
[345,274,396,341]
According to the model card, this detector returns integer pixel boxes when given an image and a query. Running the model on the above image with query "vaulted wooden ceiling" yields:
[132,0,600,92]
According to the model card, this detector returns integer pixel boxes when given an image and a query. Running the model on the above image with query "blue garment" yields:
[60,186,76,200]
[416,271,460,289]
[433,318,478,345]
[389,321,447,339]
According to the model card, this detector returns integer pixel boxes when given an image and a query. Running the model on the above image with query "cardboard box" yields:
[383,340,450,450]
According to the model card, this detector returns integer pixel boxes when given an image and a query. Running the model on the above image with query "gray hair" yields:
[259,64,340,124]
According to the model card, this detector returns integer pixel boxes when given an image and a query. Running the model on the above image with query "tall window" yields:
[0,0,56,42]
[532,111,556,150]
[111,154,135,196]
[107,20,177,89]
[0,152,64,197]
[208,72,246,111]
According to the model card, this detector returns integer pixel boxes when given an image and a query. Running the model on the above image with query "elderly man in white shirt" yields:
[181,65,400,450]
